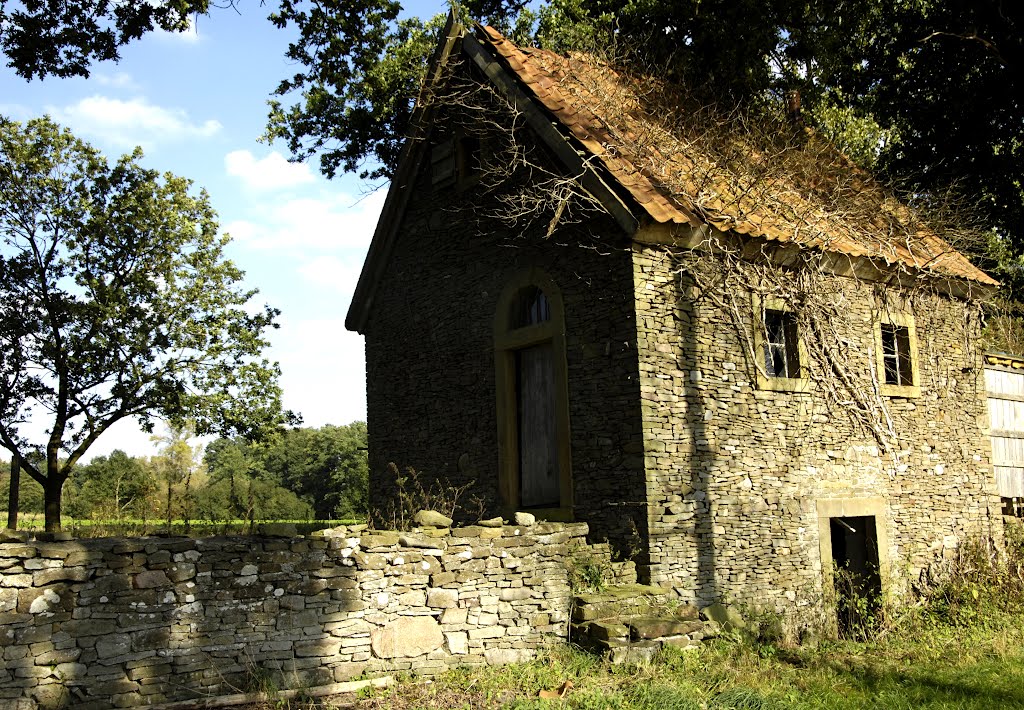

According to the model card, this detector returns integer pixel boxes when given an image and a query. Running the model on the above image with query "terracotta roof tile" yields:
[476,25,996,287]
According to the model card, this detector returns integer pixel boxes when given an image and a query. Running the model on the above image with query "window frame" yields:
[873,310,920,398]
[429,129,483,191]
[752,295,809,393]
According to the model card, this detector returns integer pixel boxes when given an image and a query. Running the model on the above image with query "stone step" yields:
[571,613,720,663]
[571,584,674,621]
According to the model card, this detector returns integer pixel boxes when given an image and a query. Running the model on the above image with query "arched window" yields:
[509,286,551,328]
[494,271,572,517]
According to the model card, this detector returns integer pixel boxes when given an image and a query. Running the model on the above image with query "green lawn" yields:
[3,513,360,537]
[357,615,1024,710]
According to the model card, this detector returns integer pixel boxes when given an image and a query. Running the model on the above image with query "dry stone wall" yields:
[632,243,1002,615]
[363,110,648,551]
[0,522,602,709]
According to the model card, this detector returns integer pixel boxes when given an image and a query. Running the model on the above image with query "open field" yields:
[2,512,360,537]
[237,614,1024,709]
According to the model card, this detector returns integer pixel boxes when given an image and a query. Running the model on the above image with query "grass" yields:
[4,512,362,538]
[347,614,1024,710]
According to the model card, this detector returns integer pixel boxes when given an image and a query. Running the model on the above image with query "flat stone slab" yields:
[414,510,453,528]
[588,620,629,642]
[628,617,704,640]
[399,534,447,550]
[370,617,443,658]
[360,531,400,548]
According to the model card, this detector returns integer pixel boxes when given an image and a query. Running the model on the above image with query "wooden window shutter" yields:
[431,139,456,187]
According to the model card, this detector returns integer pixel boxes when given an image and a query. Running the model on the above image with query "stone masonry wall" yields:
[363,102,647,552]
[633,243,1002,617]
[0,522,595,709]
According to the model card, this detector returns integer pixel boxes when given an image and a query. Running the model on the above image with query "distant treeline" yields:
[0,423,368,525]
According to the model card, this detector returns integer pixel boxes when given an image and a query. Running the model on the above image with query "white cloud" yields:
[225,150,316,192]
[49,96,221,150]
[93,72,139,90]
[224,188,385,251]
[272,318,367,426]
[296,254,365,299]
[154,18,201,45]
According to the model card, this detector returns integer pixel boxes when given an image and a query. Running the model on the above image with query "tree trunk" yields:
[7,455,19,530]
[166,479,173,532]
[43,476,62,533]
[247,480,256,534]
[183,468,192,535]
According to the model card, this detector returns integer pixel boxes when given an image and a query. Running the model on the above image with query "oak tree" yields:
[0,116,293,532]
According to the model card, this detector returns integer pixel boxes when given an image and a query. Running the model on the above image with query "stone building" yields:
[346,16,1002,616]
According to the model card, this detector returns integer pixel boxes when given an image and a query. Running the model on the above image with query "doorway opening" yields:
[830,515,881,637]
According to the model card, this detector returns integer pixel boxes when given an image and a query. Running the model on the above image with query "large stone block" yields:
[426,588,458,609]
[369,617,444,658]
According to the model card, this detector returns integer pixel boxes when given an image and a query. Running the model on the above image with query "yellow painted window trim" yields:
[873,309,921,399]
[752,294,811,393]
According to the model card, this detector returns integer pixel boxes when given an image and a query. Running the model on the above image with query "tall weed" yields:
[916,526,1024,629]
[372,463,480,531]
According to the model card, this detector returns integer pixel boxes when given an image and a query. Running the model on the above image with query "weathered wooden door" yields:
[516,342,559,507]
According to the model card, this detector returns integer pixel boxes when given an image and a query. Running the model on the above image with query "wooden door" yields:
[516,342,559,507]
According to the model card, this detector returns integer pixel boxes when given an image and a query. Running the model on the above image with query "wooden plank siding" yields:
[985,358,1024,498]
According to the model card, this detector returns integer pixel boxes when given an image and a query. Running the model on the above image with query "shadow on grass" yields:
[810,650,1024,708]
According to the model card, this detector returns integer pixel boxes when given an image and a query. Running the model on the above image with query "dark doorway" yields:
[830,515,881,637]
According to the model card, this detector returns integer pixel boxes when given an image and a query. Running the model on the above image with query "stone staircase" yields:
[570,585,721,663]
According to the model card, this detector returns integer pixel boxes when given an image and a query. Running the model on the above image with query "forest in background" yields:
[0,422,368,531]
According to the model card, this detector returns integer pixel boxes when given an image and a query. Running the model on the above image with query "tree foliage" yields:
[0,116,293,531]
[204,423,368,519]
[65,449,155,521]
[0,0,207,80]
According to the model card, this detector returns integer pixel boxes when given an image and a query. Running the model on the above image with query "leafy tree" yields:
[199,436,315,522]
[192,475,312,522]
[0,116,293,532]
[261,423,369,518]
[205,423,368,519]
[151,424,203,531]
[64,449,155,521]
[0,0,207,80]
[201,435,259,521]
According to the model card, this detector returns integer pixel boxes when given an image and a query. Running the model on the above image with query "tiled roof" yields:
[477,26,997,287]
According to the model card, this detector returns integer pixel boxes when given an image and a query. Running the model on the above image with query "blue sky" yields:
[1,1,451,459]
